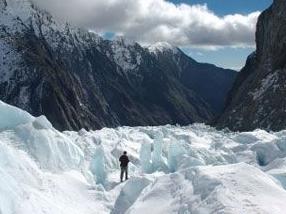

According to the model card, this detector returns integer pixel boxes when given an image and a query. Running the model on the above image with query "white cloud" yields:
[32,0,260,49]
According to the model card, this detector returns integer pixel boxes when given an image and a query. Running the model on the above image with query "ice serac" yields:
[151,133,164,171]
[139,139,152,173]
[216,0,286,131]
[0,101,84,170]
[0,0,237,131]
[0,101,99,214]
[90,145,107,184]
[0,101,33,129]
[167,141,185,172]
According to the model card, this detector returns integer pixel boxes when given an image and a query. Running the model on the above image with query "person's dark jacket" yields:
[119,154,129,167]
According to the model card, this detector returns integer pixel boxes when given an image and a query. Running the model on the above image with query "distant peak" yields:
[147,42,179,54]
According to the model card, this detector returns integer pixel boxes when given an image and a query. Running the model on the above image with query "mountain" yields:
[216,0,286,131]
[148,42,237,114]
[0,0,236,131]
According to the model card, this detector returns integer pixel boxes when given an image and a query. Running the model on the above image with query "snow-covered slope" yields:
[1,100,286,214]
[147,42,179,54]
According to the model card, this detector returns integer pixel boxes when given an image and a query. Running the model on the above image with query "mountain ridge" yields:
[0,0,236,131]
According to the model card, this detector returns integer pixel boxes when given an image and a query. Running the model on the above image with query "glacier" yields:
[1,100,286,213]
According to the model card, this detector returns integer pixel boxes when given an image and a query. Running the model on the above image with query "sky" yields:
[171,0,272,15]
[171,0,273,70]
[33,0,273,70]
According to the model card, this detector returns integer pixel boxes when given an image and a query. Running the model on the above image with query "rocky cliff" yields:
[216,0,286,131]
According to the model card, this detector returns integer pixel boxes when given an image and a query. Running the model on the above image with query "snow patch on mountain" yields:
[148,42,179,54]
[110,40,142,72]
[98,37,144,73]
[250,72,279,100]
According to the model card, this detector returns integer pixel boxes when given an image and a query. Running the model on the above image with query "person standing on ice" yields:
[119,151,129,182]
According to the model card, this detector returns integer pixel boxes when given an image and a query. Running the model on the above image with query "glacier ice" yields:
[151,132,166,171]
[139,137,152,173]
[0,101,33,130]
[90,145,107,185]
[2,101,286,213]
[112,177,151,214]
[128,163,286,214]
[167,139,185,172]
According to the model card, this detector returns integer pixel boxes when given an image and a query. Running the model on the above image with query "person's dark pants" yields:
[120,166,128,182]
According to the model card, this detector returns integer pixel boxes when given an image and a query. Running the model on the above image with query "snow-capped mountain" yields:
[2,100,286,214]
[217,0,286,131]
[0,0,236,131]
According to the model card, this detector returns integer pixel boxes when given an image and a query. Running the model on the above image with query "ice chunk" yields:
[167,140,185,172]
[264,158,286,189]
[139,138,152,173]
[90,145,106,185]
[112,177,150,214]
[78,128,88,136]
[14,123,84,171]
[0,101,33,130]
[275,136,286,152]
[178,156,205,169]
[32,116,53,130]
[152,133,165,171]
[233,130,276,144]
[251,141,281,166]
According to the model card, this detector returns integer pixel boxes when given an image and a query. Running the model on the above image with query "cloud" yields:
[32,0,260,49]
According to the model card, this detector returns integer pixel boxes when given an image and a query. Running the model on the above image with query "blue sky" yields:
[182,47,254,70]
[171,0,273,70]
[170,0,272,15]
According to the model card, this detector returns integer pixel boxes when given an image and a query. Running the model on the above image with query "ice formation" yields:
[90,145,107,185]
[139,138,152,173]
[151,133,165,171]
[1,100,286,213]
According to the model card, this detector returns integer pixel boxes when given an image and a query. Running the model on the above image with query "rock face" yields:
[0,0,236,131]
[216,0,286,131]
[149,43,236,114]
